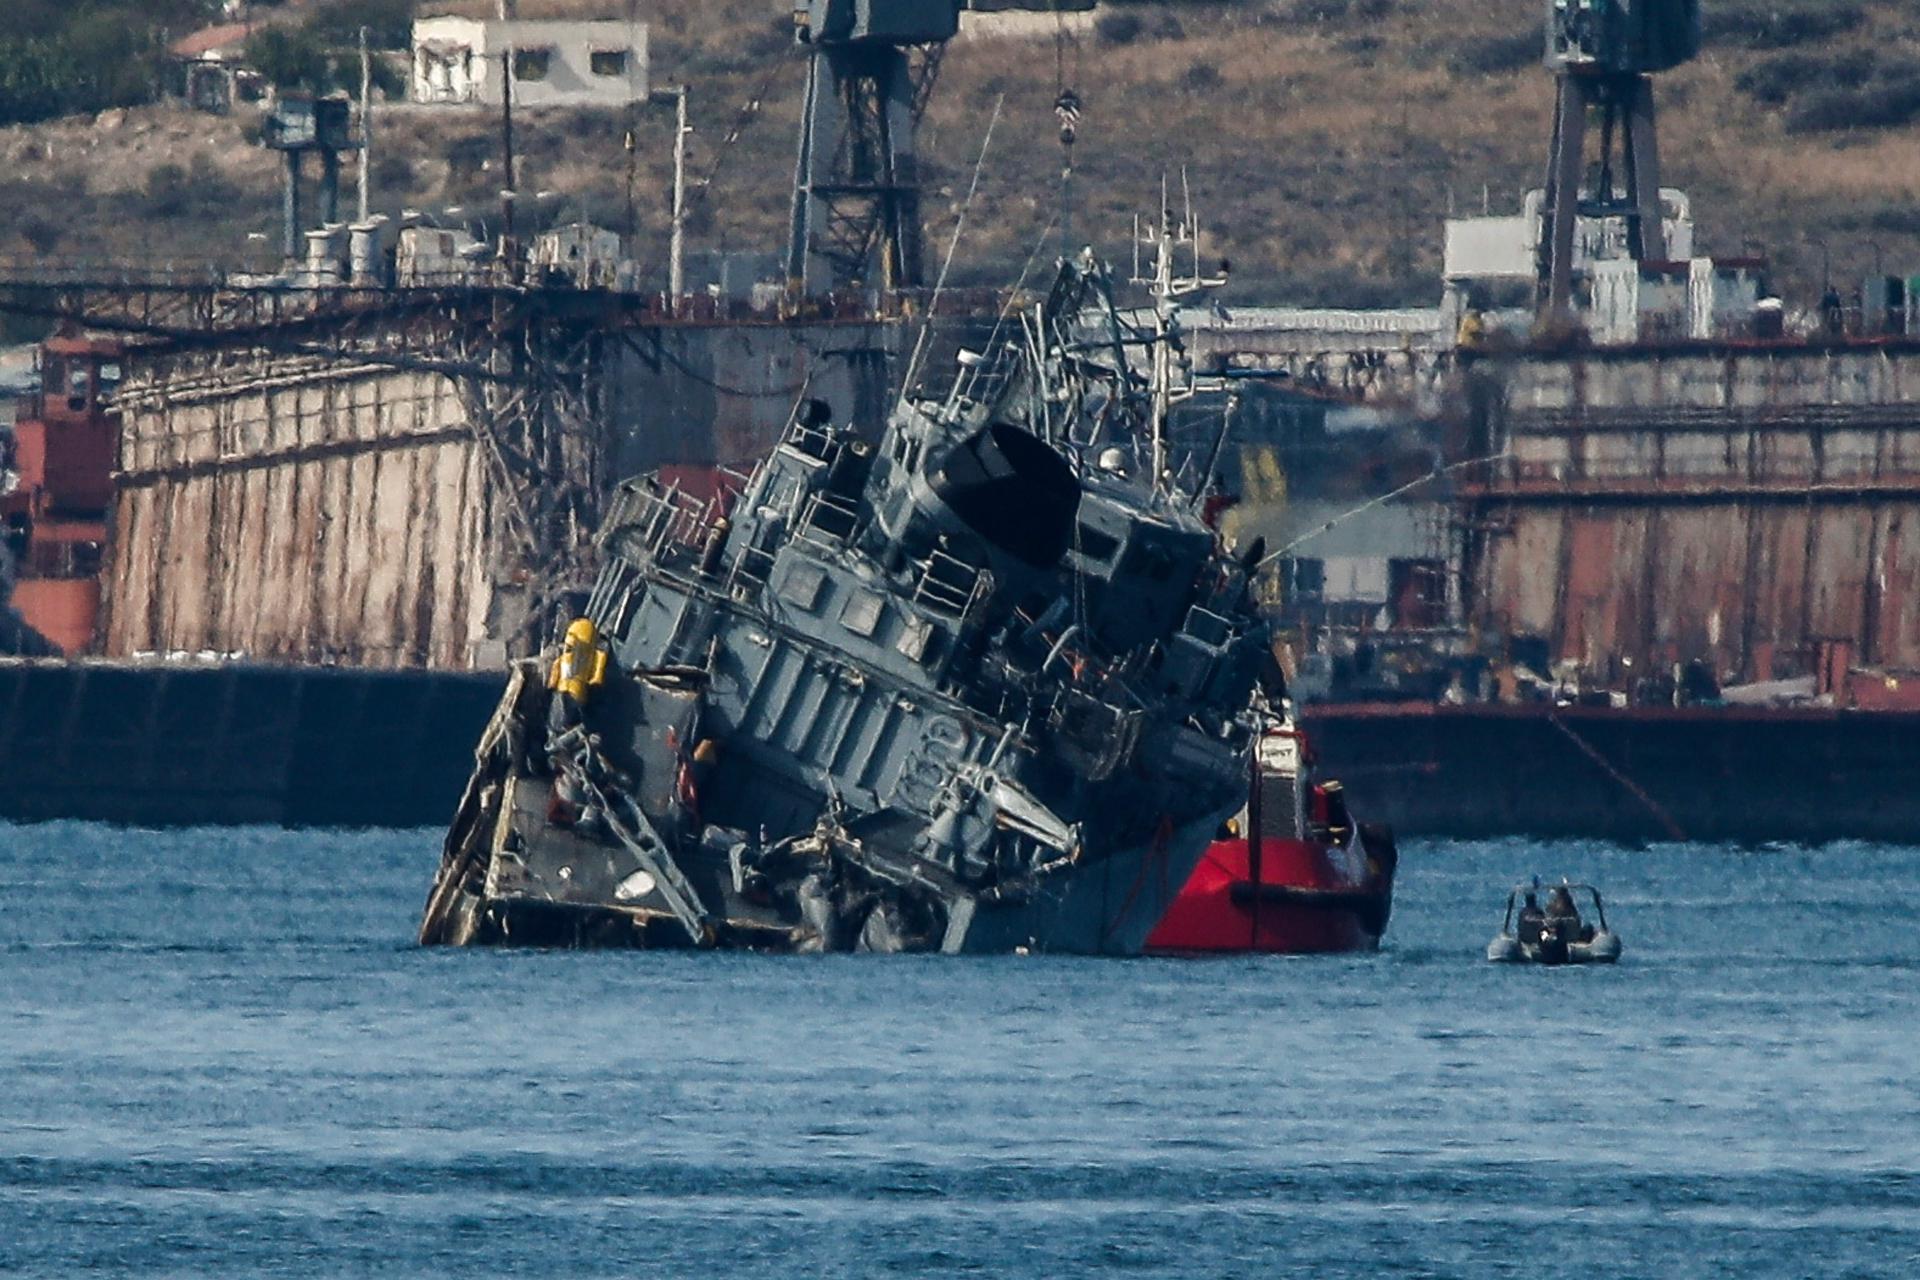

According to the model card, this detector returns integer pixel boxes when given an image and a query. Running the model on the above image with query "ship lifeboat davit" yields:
[1146,721,1397,954]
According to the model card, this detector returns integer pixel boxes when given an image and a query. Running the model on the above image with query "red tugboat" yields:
[1146,712,1397,954]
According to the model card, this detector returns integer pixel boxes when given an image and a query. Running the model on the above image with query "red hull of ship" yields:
[1144,835,1386,955]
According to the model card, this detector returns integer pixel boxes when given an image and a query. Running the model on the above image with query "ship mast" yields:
[1134,173,1227,498]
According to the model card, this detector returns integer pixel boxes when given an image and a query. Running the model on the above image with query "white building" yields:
[1443,188,1695,284]
[531,222,627,289]
[411,16,647,108]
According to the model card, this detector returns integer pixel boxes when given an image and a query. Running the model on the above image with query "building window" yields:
[1388,558,1447,629]
[590,49,628,77]
[1278,557,1325,603]
[513,48,552,81]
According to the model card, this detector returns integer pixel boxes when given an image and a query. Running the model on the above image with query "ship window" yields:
[590,49,628,77]
[1074,522,1119,561]
[1258,775,1298,838]
[839,589,884,637]
[1279,557,1325,602]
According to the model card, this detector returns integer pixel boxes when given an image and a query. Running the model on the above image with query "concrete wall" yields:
[99,313,904,672]
[1463,341,1920,683]
[106,352,503,669]
[0,660,500,826]
[412,17,648,108]
[604,319,901,477]
[1306,700,1920,845]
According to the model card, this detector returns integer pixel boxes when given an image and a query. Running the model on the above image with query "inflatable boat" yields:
[1486,881,1622,965]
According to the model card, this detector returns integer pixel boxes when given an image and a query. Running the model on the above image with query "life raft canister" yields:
[548,617,610,703]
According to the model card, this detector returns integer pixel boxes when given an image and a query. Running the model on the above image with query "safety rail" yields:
[913,549,986,619]
[729,543,777,593]
[0,257,277,289]
[798,490,861,546]
[605,478,721,567]
[782,419,838,464]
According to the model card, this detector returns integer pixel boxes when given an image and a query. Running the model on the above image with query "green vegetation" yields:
[245,1,413,96]
[0,0,416,124]
[0,1,217,127]
[1732,34,1920,135]
[1704,1,1867,50]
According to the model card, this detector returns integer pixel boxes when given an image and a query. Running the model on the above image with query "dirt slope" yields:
[1,0,1916,310]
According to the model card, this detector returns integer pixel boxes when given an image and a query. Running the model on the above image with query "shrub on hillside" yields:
[1450,31,1542,77]
[0,1,223,125]
[1736,50,1877,107]
[1786,74,1920,134]
[1705,1,1865,50]
[306,0,416,52]
[1095,12,1144,45]
[1182,59,1223,92]
[18,214,63,255]
[1289,0,1350,19]
[1848,205,1920,238]
[141,156,240,223]
[1287,0,1393,21]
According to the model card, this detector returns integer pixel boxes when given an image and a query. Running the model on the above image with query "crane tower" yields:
[785,1,1092,295]
[1538,0,1702,318]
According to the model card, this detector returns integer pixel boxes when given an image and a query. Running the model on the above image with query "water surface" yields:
[3,825,1916,1277]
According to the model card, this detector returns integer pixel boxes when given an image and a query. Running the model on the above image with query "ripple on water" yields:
[0,825,1917,1278]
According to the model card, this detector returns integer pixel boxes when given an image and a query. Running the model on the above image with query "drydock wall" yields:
[1303,701,1920,846]
[7,658,1920,841]
[101,314,902,669]
[0,661,499,826]
[1461,342,1920,683]
[108,353,503,668]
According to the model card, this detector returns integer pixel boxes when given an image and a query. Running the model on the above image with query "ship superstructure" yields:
[421,246,1276,953]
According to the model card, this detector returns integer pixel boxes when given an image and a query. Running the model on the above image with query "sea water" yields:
[1,824,1916,1278]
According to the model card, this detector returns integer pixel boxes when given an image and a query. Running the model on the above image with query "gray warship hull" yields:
[422,252,1273,956]
[423,671,1223,955]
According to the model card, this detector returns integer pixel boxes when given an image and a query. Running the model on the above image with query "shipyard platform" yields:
[0,659,1915,845]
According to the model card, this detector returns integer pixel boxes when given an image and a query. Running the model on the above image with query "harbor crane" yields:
[785,1,1092,295]
[1538,0,1702,319]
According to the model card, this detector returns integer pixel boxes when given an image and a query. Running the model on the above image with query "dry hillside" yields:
[2,0,1918,315]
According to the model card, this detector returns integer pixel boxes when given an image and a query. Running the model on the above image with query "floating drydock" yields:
[1301,700,1920,846]
[420,249,1276,953]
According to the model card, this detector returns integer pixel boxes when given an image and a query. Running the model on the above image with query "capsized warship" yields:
[420,247,1277,954]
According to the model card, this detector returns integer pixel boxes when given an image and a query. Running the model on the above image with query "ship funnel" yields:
[927,423,1080,568]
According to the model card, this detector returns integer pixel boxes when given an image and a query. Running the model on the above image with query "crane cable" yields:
[1052,3,1083,256]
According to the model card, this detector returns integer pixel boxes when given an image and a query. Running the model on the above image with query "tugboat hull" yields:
[1142,722,1397,955]
[1144,833,1394,954]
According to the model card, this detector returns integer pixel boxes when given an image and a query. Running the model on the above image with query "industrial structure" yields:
[784,0,1092,293]
[12,0,1920,849]
[87,284,896,669]
[0,336,120,654]
[1456,338,1920,699]
[1537,0,1700,319]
